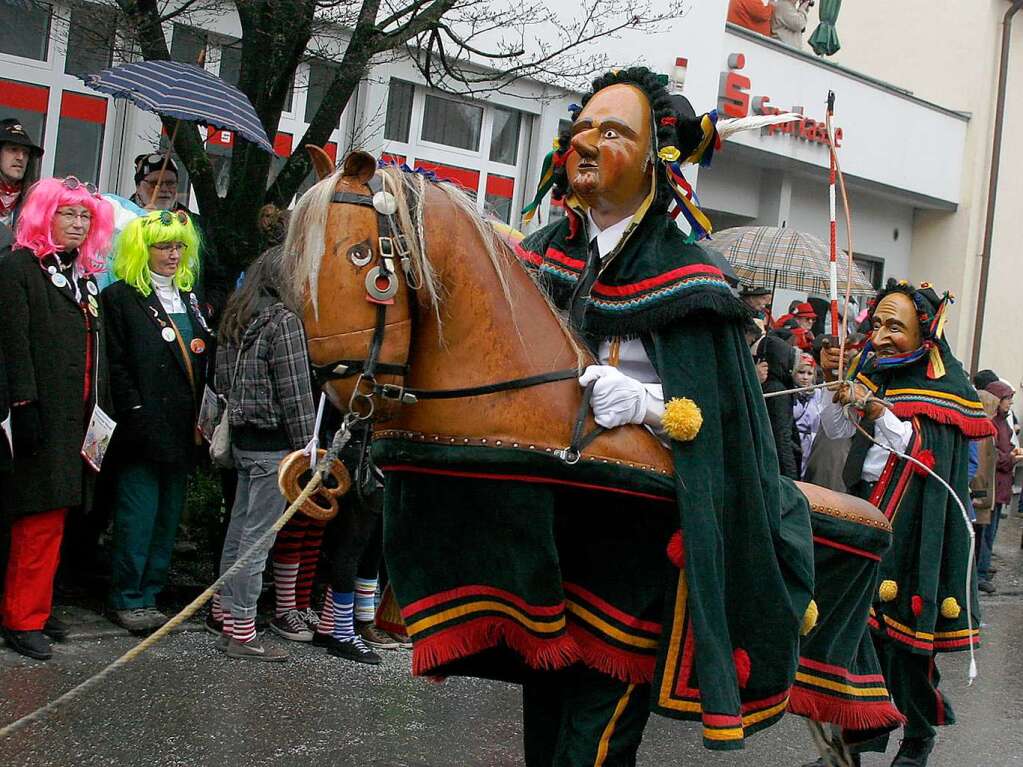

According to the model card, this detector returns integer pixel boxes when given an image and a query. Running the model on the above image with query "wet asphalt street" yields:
[1,518,1022,767]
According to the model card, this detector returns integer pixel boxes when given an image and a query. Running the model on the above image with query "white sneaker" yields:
[270,609,314,642]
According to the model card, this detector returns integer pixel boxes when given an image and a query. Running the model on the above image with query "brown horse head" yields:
[284,149,413,420]
[285,149,675,482]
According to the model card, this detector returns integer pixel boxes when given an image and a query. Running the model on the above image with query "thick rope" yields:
[0,427,353,740]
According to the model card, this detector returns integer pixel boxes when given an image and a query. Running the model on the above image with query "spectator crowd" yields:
[0,118,405,665]
[0,113,1017,687]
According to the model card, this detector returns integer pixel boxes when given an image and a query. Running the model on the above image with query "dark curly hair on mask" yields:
[867,278,943,343]
[550,66,708,217]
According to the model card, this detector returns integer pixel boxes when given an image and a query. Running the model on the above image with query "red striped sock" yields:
[222,612,234,639]
[212,592,223,621]
[317,587,335,636]
[296,524,325,611]
[233,617,256,643]
[273,560,300,617]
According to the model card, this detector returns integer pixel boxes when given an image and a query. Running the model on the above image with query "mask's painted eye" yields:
[347,242,372,267]
[602,129,618,139]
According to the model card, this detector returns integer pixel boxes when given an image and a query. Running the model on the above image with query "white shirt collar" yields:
[151,271,175,289]
[586,211,634,260]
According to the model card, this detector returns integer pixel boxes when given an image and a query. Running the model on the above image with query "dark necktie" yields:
[568,238,601,332]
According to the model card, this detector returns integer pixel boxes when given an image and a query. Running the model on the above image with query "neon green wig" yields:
[113,209,201,296]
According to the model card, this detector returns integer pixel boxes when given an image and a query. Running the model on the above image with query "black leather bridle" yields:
[314,171,603,463]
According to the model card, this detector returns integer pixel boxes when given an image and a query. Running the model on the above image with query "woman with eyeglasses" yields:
[100,209,213,633]
[0,176,114,660]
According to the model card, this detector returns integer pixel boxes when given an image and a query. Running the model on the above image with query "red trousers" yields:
[2,508,67,630]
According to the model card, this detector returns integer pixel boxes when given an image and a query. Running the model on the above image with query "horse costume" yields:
[282,67,904,764]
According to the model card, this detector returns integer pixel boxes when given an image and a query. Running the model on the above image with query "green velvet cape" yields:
[855,349,992,656]
[517,214,817,748]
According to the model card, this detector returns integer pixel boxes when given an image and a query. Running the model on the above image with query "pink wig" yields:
[14,177,115,274]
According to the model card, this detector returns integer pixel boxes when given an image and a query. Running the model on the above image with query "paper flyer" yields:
[81,405,117,472]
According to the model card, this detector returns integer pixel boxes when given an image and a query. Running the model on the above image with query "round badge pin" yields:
[47,265,57,275]
[161,327,176,343]
[51,273,67,288]
[86,281,98,296]
[89,304,98,317]
[190,338,206,355]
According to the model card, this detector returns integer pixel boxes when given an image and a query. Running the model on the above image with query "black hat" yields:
[0,118,43,156]
[740,285,773,297]
[134,152,179,185]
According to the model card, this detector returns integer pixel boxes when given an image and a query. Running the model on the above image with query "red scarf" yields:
[0,179,21,218]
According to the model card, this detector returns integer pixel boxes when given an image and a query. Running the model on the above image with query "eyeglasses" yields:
[151,242,187,253]
[142,178,178,191]
[62,176,99,196]
[55,208,93,224]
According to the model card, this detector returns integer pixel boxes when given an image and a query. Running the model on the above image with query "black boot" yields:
[4,629,52,660]
[891,737,934,766]
[43,615,69,642]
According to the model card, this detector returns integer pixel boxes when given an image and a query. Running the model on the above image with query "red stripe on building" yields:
[323,142,337,164]
[60,92,106,124]
[0,80,49,113]
[380,152,406,165]
[486,174,514,198]
[273,132,292,158]
[414,160,479,192]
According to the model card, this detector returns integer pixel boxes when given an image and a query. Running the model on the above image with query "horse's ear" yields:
[306,145,335,181]
[341,151,377,185]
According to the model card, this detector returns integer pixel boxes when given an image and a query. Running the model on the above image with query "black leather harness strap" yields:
[385,368,581,402]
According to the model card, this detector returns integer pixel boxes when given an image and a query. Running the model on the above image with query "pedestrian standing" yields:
[102,210,212,631]
[972,390,999,593]
[981,380,1022,594]
[761,333,801,479]
[0,177,114,660]
[214,247,315,661]
[0,118,43,249]
[792,353,823,478]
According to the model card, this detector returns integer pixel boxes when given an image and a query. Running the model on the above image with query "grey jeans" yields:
[219,447,289,620]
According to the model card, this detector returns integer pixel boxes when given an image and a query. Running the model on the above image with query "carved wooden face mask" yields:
[871,292,922,357]
[567,84,653,217]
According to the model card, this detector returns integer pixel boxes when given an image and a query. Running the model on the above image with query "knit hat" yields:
[134,152,179,185]
[0,118,43,156]
[792,302,817,319]
[985,381,1014,401]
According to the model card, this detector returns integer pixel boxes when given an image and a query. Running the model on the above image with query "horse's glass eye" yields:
[348,242,372,267]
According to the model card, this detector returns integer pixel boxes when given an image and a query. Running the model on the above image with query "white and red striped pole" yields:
[826,91,839,336]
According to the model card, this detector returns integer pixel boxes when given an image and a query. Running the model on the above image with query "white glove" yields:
[579,365,648,429]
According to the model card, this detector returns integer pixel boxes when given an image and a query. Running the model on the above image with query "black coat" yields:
[0,345,9,471]
[759,334,800,480]
[0,247,111,516]
[101,279,213,465]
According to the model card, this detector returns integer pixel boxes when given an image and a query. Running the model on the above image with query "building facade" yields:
[2,1,995,370]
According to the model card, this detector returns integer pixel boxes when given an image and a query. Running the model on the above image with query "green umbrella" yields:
[809,0,842,56]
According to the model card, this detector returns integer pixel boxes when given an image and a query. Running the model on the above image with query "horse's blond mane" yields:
[282,163,584,364]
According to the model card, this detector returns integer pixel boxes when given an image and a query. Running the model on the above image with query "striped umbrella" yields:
[80,60,274,153]
[702,225,874,296]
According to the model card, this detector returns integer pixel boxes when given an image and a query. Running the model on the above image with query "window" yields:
[304,61,341,126]
[421,93,482,152]
[218,42,242,86]
[484,174,514,223]
[52,91,106,183]
[853,255,884,290]
[283,80,293,113]
[0,0,50,61]
[384,79,413,142]
[489,107,520,165]
[64,3,115,77]
[0,79,48,148]
[171,24,206,65]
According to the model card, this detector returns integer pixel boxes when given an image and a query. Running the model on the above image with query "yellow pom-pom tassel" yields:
[940,597,961,619]
[878,580,898,602]
[801,600,819,636]
[662,398,703,442]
